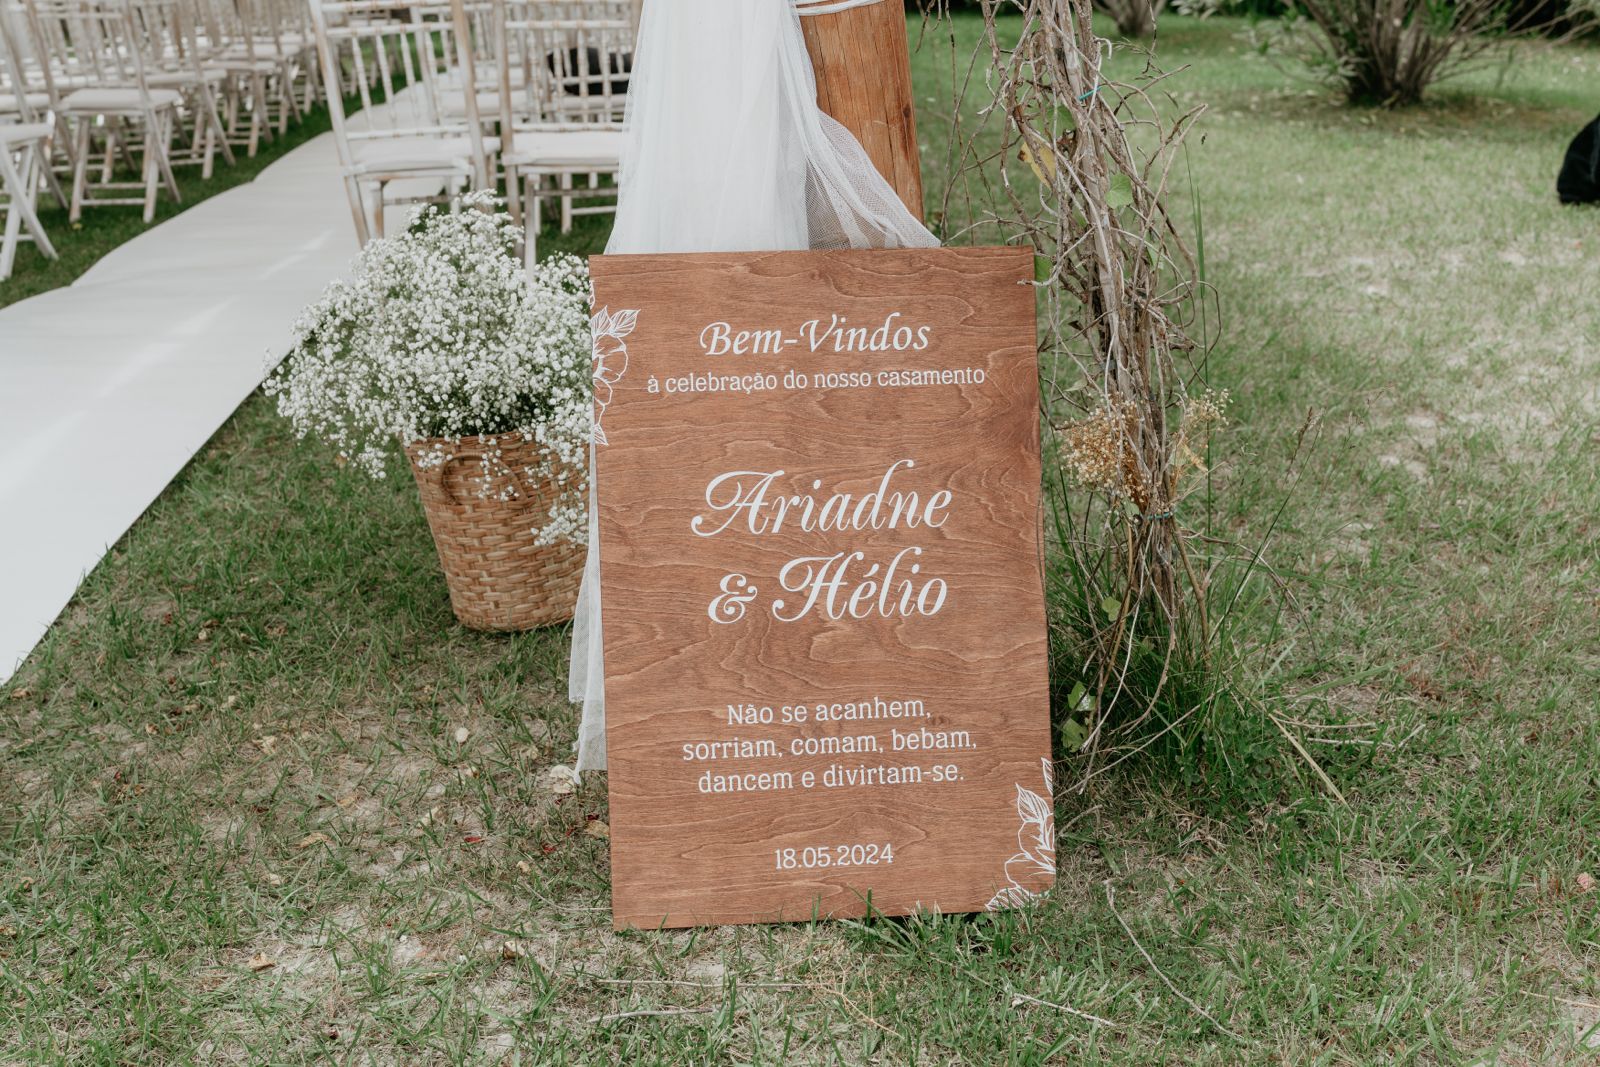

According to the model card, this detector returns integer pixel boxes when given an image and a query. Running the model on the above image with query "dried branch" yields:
[934,0,1223,769]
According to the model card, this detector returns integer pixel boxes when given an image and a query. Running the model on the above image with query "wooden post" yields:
[800,3,924,221]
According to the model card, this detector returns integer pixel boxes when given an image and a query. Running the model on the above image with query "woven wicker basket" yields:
[406,435,584,631]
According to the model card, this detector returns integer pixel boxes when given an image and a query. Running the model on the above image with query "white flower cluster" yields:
[265,193,592,544]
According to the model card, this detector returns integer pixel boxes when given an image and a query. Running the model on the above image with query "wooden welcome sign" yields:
[591,246,1053,928]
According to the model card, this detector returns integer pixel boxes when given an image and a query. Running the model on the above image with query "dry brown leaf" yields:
[265,872,283,887]
[248,953,276,972]
[8,688,29,701]
[1578,872,1595,894]
[296,832,332,849]
[584,820,610,840]
[515,860,532,875]
[453,727,469,744]
[253,735,278,756]
[500,940,528,960]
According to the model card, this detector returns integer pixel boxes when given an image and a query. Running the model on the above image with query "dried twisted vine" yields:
[930,0,1221,767]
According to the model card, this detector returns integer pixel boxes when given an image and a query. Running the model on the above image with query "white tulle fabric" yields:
[568,0,938,773]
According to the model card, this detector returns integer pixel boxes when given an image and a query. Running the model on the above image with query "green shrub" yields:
[1281,0,1593,106]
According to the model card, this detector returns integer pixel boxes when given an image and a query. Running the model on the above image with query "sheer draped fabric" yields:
[569,0,937,773]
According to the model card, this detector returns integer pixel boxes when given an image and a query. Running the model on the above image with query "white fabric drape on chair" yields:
[568,0,937,774]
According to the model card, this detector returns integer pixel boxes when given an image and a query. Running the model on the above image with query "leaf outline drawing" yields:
[591,306,637,446]
[986,757,1057,910]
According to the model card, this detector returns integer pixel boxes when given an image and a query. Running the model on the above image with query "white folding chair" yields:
[22,0,183,222]
[184,0,284,157]
[0,13,58,278]
[308,0,492,243]
[493,0,630,260]
[138,0,234,177]
[2,0,76,179]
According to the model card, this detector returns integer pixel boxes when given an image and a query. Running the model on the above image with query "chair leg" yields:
[504,163,523,231]
[303,52,319,110]
[51,114,76,184]
[2,145,57,263]
[155,111,181,202]
[343,175,370,246]
[0,202,18,281]
[559,172,573,234]
[281,62,302,125]
[99,122,118,185]
[200,111,215,181]
[225,81,241,140]
[523,175,540,264]
[111,118,138,178]
[249,74,266,156]
[205,86,235,169]
[41,146,68,211]
[275,71,291,135]
[372,180,385,239]
[69,118,91,223]
[141,128,160,223]
[0,152,22,280]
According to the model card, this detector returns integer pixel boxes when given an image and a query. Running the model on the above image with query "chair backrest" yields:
[1,3,48,124]
[307,0,487,171]
[187,0,269,62]
[1,1,32,74]
[21,0,161,107]
[243,0,305,60]
[1,3,40,117]
[129,0,206,84]
[495,0,631,134]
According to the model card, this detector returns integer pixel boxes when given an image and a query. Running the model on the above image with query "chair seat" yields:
[61,87,182,113]
[438,88,501,118]
[351,134,499,174]
[218,45,284,60]
[147,68,227,88]
[502,128,622,168]
[0,92,51,114]
[211,57,281,75]
[0,121,54,144]
[219,38,307,60]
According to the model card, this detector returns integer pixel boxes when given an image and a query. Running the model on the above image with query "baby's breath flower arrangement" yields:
[265,193,592,546]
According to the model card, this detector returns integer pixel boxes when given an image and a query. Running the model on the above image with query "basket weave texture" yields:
[406,434,584,631]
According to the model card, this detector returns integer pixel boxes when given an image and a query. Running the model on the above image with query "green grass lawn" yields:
[4,16,1600,1064]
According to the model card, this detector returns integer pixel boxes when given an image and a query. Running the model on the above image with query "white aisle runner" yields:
[0,134,363,684]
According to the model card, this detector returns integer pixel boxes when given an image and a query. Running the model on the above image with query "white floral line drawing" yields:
[986,757,1057,910]
[591,306,638,446]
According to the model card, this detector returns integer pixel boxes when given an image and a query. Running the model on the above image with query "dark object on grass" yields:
[1558,114,1600,205]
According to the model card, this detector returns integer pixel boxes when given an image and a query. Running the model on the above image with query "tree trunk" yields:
[799,3,925,221]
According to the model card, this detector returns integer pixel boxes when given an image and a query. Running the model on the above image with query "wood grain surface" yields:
[801,3,925,220]
[592,247,1051,929]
